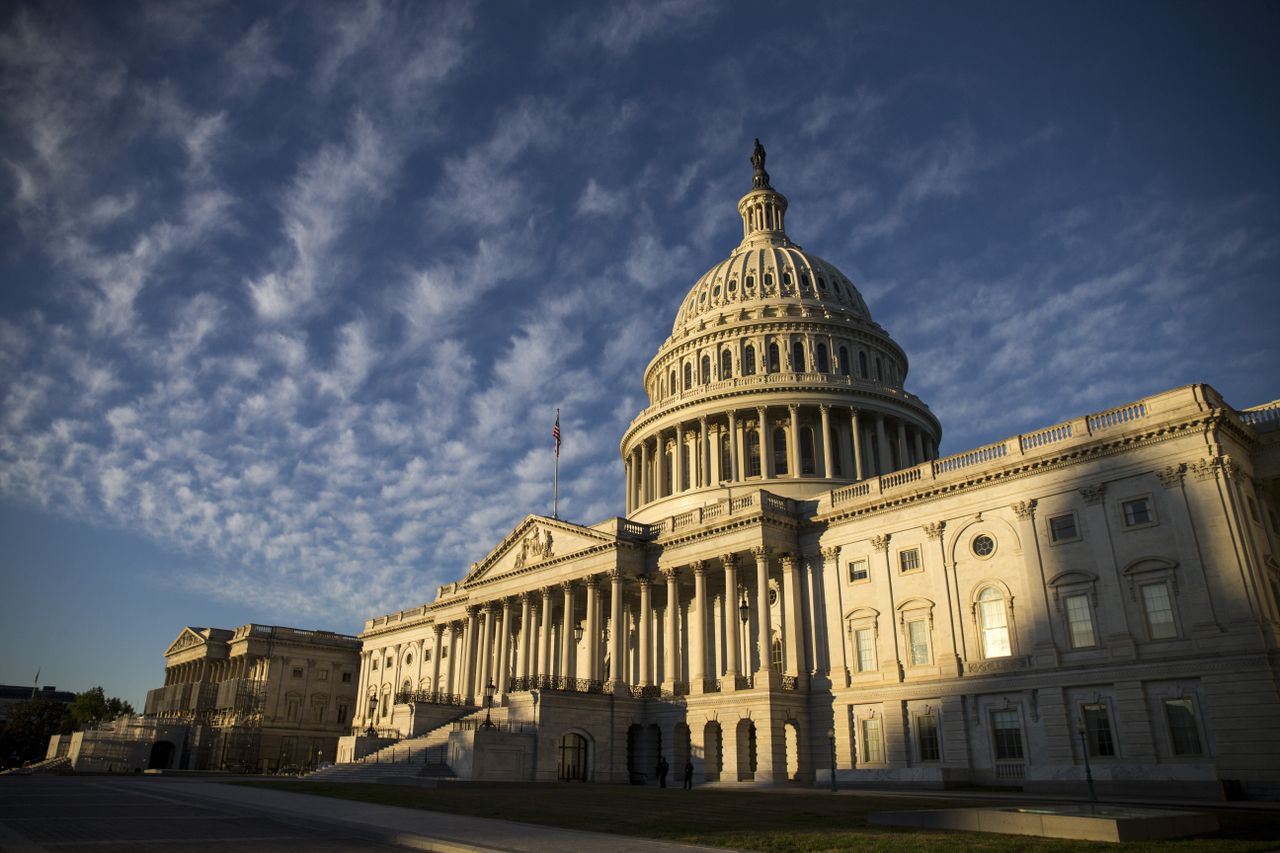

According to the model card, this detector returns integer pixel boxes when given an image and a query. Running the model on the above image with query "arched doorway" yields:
[784,720,800,782]
[557,732,588,782]
[673,723,691,773]
[645,723,663,782]
[736,719,757,782]
[702,721,722,782]
[148,740,175,769]
[626,724,642,783]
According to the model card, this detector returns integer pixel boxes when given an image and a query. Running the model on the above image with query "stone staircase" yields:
[305,708,482,783]
[1,756,71,776]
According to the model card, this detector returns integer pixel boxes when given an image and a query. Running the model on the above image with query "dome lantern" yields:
[738,139,790,246]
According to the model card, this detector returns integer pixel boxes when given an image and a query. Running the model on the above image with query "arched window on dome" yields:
[662,445,673,497]
[858,350,869,378]
[838,346,850,376]
[773,427,788,476]
[720,348,732,379]
[768,342,780,373]
[791,340,805,372]
[720,433,732,480]
[816,343,830,373]
[683,362,692,390]
[746,429,761,477]
[830,426,843,476]
[700,355,711,385]
[875,356,883,381]
[680,443,690,492]
[669,369,676,397]
[743,345,756,376]
[800,427,816,475]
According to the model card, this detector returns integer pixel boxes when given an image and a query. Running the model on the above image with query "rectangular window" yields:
[861,718,885,764]
[899,548,921,573]
[291,667,304,679]
[1064,594,1096,648]
[855,628,876,672]
[317,669,328,681]
[848,559,869,583]
[917,714,941,762]
[371,660,378,670]
[1164,699,1204,756]
[286,698,300,722]
[337,703,349,723]
[1141,582,1177,639]
[1122,496,1153,527]
[311,703,324,723]
[1083,704,1116,757]
[991,710,1024,761]
[341,672,352,683]
[1049,513,1078,542]
[907,619,930,666]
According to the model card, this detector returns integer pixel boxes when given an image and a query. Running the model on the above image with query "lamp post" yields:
[481,680,496,729]
[365,696,377,737]
[1076,715,1097,807]
[827,728,838,792]
[573,622,584,644]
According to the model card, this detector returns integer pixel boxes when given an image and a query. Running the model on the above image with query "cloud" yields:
[546,0,721,59]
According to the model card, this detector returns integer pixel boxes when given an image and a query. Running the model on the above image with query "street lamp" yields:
[739,591,750,626]
[365,695,377,737]
[573,622,584,643]
[1076,715,1097,807]
[827,728,838,792]
[481,680,496,729]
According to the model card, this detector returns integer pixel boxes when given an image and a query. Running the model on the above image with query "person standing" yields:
[683,759,694,789]
[657,755,669,788]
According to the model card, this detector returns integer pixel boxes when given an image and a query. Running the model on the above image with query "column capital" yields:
[635,573,652,588]
[466,605,482,618]
[720,552,737,570]
[820,545,840,562]
[431,623,444,637]
[485,600,498,614]
[788,402,799,413]
[581,573,599,590]
[700,414,708,426]
[660,565,681,581]
[608,567,625,581]
[1010,499,1036,520]
[779,553,796,572]
[819,403,830,413]
[1079,483,1106,504]
[923,521,946,540]
[749,545,771,561]
[519,589,535,602]
[1157,463,1187,488]
[870,534,891,552]
[690,559,706,576]
[560,579,576,592]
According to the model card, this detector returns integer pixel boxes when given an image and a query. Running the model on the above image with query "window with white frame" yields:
[1064,594,1096,648]
[855,628,876,672]
[848,558,869,583]
[860,717,886,764]
[1082,703,1116,757]
[899,547,922,574]
[1163,698,1204,756]
[916,713,941,762]
[1121,495,1155,527]
[991,709,1024,761]
[1140,582,1178,639]
[1049,512,1079,542]
[977,587,1012,658]
[907,619,930,666]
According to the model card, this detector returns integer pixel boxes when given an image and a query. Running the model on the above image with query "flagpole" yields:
[552,408,560,519]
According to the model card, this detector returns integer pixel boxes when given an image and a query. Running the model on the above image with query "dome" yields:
[620,140,940,524]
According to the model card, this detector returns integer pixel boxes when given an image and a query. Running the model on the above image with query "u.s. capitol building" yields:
[331,143,1280,797]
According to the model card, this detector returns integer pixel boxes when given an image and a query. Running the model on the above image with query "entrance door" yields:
[557,732,588,781]
[148,740,175,769]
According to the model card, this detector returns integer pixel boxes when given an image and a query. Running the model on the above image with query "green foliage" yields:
[0,698,67,767]
[61,686,135,734]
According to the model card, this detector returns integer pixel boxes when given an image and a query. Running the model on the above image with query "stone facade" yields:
[349,145,1280,796]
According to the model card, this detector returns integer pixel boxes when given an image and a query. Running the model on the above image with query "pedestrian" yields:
[683,759,694,789]
[657,755,669,788]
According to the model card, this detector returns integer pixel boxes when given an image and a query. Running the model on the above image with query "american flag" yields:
[552,411,561,458]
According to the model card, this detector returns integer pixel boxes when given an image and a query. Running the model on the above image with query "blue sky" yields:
[2,1,1277,707]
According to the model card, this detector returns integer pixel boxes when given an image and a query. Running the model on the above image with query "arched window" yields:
[773,427,788,476]
[771,638,784,673]
[720,433,732,479]
[401,679,411,695]
[838,346,850,376]
[791,340,805,372]
[669,369,676,396]
[875,356,883,381]
[680,444,690,491]
[700,355,711,385]
[858,351,869,378]
[720,348,732,379]
[747,429,761,477]
[662,446,673,496]
[816,343,830,373]
[744,345,756,375]
[830,427,843,476]
[683,362,692,390]
[978,587,1012,658]
[768,342,780,373]
[800,427,815,475]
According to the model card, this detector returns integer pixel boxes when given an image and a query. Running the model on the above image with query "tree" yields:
[0,698,67,767]
[61,687,135,734]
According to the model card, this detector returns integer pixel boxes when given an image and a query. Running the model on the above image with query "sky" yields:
[1,1,1277,708]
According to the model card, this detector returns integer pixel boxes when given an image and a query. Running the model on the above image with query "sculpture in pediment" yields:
[514,526,554,569]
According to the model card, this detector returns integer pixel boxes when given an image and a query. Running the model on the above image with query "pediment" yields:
[463,515,618,584]
[164,627,207,656]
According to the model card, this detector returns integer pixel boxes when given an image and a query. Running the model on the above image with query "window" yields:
[768,342,780,372]
[720,349,732,379]
[858,350,868,378]
[337,702,349,722]
[385,655,392,667]
[1064,594,1096,648]
[977,588,1012,658]
[991,710,1024,761]
[1122,496,1154,527]
[668,369,676,396]
[773,427,788,476]
[401,679,411,694]
[317,669,329,681]
[1049,513,1078,542]
[441,646,448,659]
[875,356,883,380]
[700,355,711,384]
[341,672,352,683]
[371,659,378,670]
[1164,699,1204,756]
[971,534,995,558]
[770,638,783,673]
[816,343,830,372]
[855,628,876,672]
[404,654,412,666]
[292,667,304,679]
[286,696,300,722]
[800,428,815,475]
[720,434,732,479]
[743,345,756,375]
[683,362,692,390]
[848,559,869,583]
[830,427,843,476]
[1082,704,1116,757]
[424,648,432,662]
[907,619,930,665]
[311,703,325,723]
[1141,582,1177,639]
[861,718,885,764]
[746,429,761,477]
[917,714,941,762]
[838,346,850,376]
[898,548,921,574]
[792,341,805,371]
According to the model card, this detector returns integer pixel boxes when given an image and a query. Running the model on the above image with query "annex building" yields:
[333,144,1280,797]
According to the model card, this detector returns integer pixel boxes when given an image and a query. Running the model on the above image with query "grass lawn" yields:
[234,781,1280,852]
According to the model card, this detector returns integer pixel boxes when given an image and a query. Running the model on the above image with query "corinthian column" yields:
[820,404,832,478]
[780,555,805,682]
[462,607,478,703]
[497,597,513,695]
[721,553,739,680]
[584,575,599,682]
[638,576,653,687]
[559,582,575,681]
[608,569,625,688]
[517,592,532,681]
[662,567,680,688]
[752,547,773,682]
[788,404,801,477]
[430,624,443,695]
[479,603,495,696]
[538,587,553,679]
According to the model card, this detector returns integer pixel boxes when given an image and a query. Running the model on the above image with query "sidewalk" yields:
[168,781,735,853]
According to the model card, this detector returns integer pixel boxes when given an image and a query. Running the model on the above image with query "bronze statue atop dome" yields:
[750,138,771,189]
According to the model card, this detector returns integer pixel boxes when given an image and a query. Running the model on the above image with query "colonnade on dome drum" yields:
[623,401,937,515]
